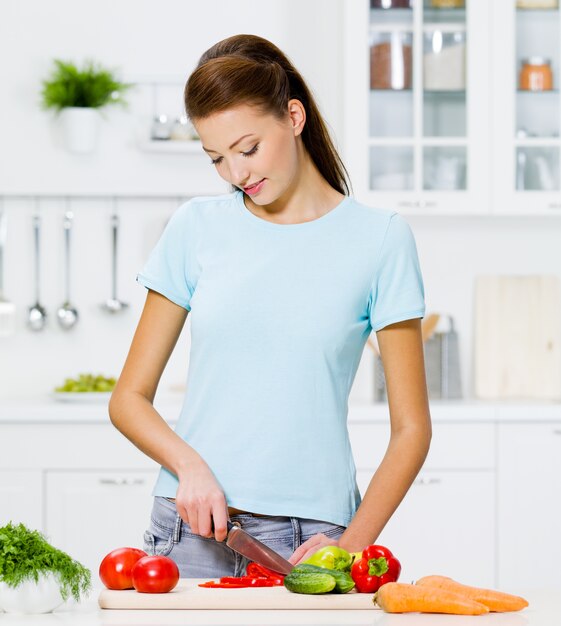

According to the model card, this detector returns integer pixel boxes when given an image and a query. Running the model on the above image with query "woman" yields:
[109,34,431,578]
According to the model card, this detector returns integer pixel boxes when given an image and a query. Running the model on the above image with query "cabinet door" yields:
[0,470,43,530]
[356,469,495,587]
[45,470,159,584]
[498,423,561,589]
[343,0,491,215]
[492,0,561,214]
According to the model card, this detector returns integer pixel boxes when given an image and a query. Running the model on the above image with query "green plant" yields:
[41,59,133,112]
[0,522,91,602]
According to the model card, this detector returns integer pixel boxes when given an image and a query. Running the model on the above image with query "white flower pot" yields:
[0,572,65,614]
[59,107,100,154]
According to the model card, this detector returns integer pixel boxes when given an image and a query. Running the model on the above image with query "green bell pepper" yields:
[302,546,353,572]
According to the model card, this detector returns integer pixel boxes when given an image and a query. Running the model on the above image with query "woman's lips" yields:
[243,179,265,195]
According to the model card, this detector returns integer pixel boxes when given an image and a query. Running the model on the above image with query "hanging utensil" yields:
[0,203,16,337]
[28,211,47,331]
[57,208,79,330]
[101,203,128,314]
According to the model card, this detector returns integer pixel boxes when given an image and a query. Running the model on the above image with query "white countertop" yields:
[0,587,555,626]
[1,396,561,423]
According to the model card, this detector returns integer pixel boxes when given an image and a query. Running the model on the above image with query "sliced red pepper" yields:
[245,562,285,583]
[199,580,247,589]
[199,576,278,588]
[198,562,286,589]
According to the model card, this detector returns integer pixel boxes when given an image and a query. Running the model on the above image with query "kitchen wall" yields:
[1,1,561,403]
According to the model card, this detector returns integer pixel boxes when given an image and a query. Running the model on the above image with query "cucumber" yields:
[292,563,355,593]
[283,572,336,594]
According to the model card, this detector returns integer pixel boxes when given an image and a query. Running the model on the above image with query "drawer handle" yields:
[553,429,561,435]
[99,478,146,486]
[548,203,561,210]
[414,477,442,486]
[397,201,438,209]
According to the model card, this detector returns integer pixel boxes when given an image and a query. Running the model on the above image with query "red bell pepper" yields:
[245,562,285,583]
[198,561,285,588]
[350,544,401,593]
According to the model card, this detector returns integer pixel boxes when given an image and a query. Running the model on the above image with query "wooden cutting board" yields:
[98,578,379,610]
[474,275,561,400]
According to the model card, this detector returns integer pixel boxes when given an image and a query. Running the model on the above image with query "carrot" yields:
[416,575,529,612]
[375,582,489,615]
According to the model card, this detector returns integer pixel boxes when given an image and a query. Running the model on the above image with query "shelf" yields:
[137,139,203,154]
[423,8,466,24]
[516,89,560,94]
[424,89,466,95]
[515,7,560,13]
[368,137,468,146]
[514,137,560,145]
[370,88,413,93]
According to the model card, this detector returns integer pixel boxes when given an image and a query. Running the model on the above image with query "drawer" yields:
[349,422,495,470]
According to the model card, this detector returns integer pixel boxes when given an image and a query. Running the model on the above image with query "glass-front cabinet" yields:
[344,0,490,214]
[493,0,561,213]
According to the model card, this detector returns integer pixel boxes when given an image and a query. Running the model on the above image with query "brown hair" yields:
[184,34,351,196]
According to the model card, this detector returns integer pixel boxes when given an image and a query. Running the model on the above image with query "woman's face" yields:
[194,101,305,205]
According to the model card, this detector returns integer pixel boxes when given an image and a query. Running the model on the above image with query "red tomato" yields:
[132,555,180,593]
[99,547,147,590]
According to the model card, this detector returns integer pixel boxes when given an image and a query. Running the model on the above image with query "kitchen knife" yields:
[225,521,294,575]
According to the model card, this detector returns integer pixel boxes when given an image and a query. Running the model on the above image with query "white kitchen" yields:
[0,0,560,624]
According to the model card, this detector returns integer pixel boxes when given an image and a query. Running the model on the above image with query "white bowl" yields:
[0,572,65,614]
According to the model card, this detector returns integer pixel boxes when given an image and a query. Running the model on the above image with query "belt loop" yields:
[173,513,182,544]
[290,517,301,553]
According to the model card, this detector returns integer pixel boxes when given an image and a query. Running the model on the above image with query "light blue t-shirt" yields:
[137,190,425,527]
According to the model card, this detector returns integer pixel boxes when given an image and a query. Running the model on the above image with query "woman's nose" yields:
[229,161,250,187]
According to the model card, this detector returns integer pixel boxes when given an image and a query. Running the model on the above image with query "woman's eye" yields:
[210,156,223,165]
[242,144,259,158]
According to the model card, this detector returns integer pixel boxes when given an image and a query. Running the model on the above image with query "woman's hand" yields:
[288,533,339,566]
[175,460,229,542]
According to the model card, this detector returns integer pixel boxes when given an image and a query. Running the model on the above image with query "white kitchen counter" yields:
[0,587,555,626]
[2,396,561,423]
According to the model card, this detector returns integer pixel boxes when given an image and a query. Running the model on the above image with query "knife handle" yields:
[211,519,238,534]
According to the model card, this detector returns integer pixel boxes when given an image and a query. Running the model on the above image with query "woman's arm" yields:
[109,289,230,541]
[289,318,431,562]
[338,317,431,552]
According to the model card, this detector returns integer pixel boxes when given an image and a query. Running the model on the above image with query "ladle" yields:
[57,210,79,330]
[101,211,128,313]
[27,214,47,331]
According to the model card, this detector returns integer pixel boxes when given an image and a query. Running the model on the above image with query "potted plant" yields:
[0,522,91,614]
[40,59,132,154]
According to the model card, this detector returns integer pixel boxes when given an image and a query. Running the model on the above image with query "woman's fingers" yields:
[288,532,331,564]
[212,505,229,542]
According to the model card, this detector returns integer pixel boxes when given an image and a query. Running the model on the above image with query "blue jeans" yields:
[143,497,347,578]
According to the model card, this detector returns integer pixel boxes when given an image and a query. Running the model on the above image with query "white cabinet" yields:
[0,470,43,529]
[497,423,561,589]
[350,421,496,586]
[45,470,159,585]
[492,0,561,214]
[343,0,491,215]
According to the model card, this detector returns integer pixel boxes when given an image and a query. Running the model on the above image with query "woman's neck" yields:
[244,150,345,225]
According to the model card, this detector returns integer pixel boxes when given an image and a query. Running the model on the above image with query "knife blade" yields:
[225,521,294,576]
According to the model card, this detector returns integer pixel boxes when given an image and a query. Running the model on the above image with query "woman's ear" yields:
[287,99,306,137]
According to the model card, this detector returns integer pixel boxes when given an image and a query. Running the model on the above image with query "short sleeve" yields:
[136,201,197,310]
[369,213,425,331]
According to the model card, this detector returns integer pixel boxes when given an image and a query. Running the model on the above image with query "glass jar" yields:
[430,0,465,7]
[371,0,412,7]
[370,31,413,90]
[516,1,558,8]
[151,114,171,140]
[423,31,466,91]
[170,115,194,141]
[519,57,553,91]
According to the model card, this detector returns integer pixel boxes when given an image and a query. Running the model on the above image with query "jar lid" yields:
[522,57,551,66]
